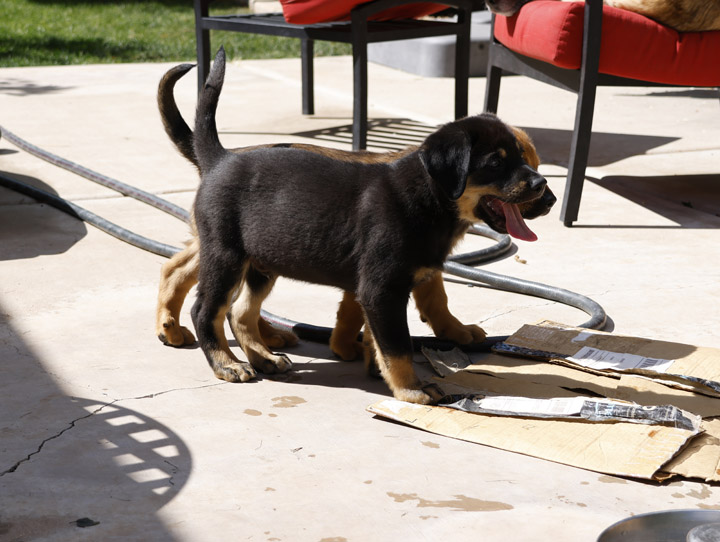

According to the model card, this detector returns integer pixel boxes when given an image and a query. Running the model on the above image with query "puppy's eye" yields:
[486,156,503,169]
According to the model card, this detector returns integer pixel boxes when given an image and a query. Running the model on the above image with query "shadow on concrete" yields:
[589,173,720,229]
[0,303,189,541]
[291,119,680,167]
[292,118,436,152]
[0,172,88,260]
[0,77,71,97]
[521,126,679,169]
[628,88,720,100]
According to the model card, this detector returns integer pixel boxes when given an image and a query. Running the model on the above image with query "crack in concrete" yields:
[119,381,227,402]
[0,382,224,477]
[0,401,115,477]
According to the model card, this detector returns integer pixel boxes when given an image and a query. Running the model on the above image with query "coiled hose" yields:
[0,125,606,350]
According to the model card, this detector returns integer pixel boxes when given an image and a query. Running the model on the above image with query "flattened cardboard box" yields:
[497,321,720,398]
[368,322,720,482]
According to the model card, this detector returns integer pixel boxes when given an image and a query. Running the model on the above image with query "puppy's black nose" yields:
[543,187,557,208]
[528,172,547,193]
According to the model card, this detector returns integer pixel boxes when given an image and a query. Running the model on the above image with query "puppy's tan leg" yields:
[364,325,432,404]
[413,272,486,345]
[156,239,199,346]
[361,297,434,405]
[257,316,299,349]
[228,266,293,375]
[329,291,365,361]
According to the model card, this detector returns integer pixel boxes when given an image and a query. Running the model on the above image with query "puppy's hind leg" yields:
[191,257,257,383]
[156,239,199,346]
[228,265,293,375]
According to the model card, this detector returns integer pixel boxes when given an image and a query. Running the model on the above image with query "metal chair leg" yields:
[453,6,471,119]
[301,39,315,115]
[560,83,597,226]
[483,63,502,114]
[351,16,369,150]
[194,0,211,93]
[560,0,602,226]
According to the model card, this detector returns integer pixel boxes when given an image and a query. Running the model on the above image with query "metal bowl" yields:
[598,510,720,542]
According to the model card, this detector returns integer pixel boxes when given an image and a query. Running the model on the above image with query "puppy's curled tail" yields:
[194,46,228,174]
[157,62,198,167]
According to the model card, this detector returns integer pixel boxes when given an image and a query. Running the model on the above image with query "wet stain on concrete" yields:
[272,396,307,408]
[364,480,373,485]
[319,538,348,542]
[686,485,711,500]
[387,492,513,512]
[244,409,262,416]
[672,492,686,499]
[421,441,440,449]
[558,495,588,508]
[598,475,628,484]
[698,503,720,510]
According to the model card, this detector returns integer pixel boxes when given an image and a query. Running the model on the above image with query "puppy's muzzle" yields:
[524,167,548,197]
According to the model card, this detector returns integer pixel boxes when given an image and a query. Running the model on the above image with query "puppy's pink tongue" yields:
[501,202,538,242]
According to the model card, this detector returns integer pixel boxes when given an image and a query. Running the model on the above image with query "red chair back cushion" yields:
[280,0,447,24]
[493,0,720,86]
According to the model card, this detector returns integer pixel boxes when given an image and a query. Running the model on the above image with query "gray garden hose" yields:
[0,125,607,349]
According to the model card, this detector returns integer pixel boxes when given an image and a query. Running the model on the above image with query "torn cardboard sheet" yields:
[368,328,720,481]
[367,399,700,481]
[495,321,720,398]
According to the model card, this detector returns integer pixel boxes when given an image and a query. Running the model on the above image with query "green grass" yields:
[0,0,351,67]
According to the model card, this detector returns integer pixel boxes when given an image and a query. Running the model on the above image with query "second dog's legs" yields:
[329,291,365,361]
[156,240,199,346]
[157,238,298,349]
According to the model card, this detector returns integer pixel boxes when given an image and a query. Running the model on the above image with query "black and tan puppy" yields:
[485,0,720,32]
[187,47,548,404]
[155,60,555,360]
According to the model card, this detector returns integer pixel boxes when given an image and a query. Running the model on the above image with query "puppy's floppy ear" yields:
[418,125,471,200]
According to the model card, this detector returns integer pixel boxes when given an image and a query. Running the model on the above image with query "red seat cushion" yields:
[279,0,447,24]
[493,0,720,86]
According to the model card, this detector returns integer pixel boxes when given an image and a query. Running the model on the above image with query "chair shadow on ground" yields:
[292,119,718,229]
[589,173,720,229]
[0,307,188,542]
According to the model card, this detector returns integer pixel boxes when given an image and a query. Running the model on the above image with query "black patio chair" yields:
[194,0,473,150]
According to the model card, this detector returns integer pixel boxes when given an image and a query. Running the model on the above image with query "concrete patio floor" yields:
[1,55,719,541]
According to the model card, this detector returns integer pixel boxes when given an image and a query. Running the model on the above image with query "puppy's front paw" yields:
[251,353,293,375]
[393,388,435,405]
[213,361,257,383]
[437,322,486,345]
[158,317,196,346]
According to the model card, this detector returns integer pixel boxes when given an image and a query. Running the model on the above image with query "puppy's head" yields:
[419,113,550,241]
[484,0,533,16]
